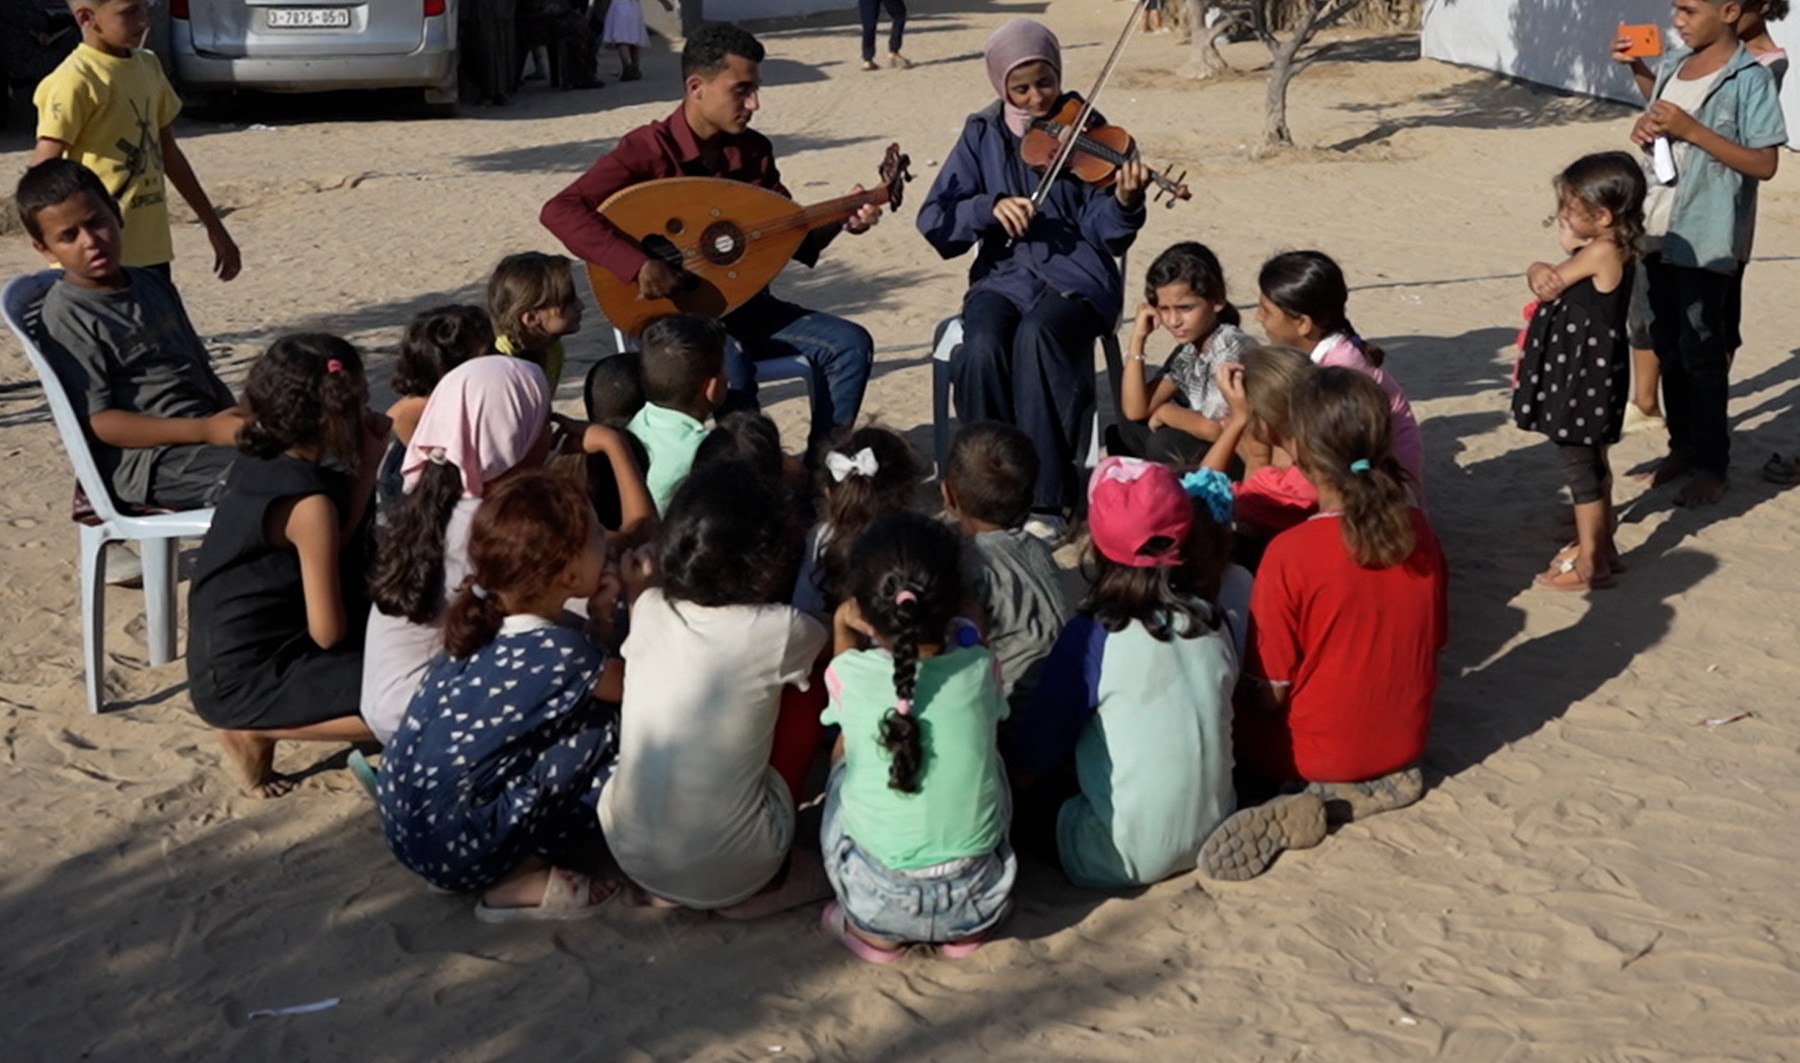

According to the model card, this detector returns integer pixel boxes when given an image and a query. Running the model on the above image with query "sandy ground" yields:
[3,1,1800,1059]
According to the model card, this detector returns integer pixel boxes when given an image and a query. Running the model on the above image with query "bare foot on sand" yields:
[215,730,294,798]
[1675,472,1728,508]
[1642,454,1691,486]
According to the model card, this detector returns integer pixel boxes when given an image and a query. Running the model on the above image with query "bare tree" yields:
[1178,0,1231,80]
[1251,0,1369,149]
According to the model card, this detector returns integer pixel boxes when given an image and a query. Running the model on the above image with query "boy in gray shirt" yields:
[943,421,1070,713]
[17,160,240,510]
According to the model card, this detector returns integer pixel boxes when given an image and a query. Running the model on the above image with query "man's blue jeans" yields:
[723,292,874,457]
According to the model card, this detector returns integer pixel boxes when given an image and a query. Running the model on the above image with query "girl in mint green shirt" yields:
[819,512,1016,964]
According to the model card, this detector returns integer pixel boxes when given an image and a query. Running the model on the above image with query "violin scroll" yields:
[1152,165,1191,209]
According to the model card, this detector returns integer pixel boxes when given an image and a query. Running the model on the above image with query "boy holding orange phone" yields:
[1609,0,1786,508]
[1618,22,1665,58]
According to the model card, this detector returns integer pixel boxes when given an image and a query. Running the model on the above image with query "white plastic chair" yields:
[929,253,1127,477]
[2,271,215,715]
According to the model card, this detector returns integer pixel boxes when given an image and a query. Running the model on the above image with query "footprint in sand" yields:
[10,517,39,529]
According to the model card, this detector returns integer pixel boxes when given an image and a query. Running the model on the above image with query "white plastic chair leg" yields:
[142,536,179,666]
[80,526,107,716]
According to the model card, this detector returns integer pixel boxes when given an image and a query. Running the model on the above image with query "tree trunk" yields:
[1264,47,1295,148]
[1179,0,1229,80]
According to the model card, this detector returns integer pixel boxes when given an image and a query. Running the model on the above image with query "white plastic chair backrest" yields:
[2,270,130,525]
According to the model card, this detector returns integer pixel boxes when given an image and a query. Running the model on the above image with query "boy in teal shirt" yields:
[1616,0,1786,506]
[625,314,727,513]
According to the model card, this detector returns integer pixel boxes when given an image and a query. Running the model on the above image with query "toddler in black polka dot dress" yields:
[1512,152,1647,592]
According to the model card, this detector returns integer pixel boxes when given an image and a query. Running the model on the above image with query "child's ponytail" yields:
[850,512,966,795]
[440,470,597,658]
[369,458,464,622]
[240,333,368,469]
[443,578,506,660]
[1289,367,1415,568]
[878,591,926,794]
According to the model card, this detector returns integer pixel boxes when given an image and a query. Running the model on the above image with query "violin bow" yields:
[1026,0,1153,212]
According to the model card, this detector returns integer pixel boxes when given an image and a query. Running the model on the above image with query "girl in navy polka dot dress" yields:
[1512,152,1646,592]
[377,471,632,922]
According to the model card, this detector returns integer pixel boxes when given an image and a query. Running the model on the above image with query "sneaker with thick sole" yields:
[1305,766,1424,824]
[1198,792,1327,882]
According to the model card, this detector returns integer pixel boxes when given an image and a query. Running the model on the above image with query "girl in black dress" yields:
[187,335,387,796]
[1512,153,1646,592]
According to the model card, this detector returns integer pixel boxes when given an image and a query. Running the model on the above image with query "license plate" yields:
[267,8,351,29]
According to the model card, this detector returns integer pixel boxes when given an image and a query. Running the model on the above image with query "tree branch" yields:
[1293,38,1340,74]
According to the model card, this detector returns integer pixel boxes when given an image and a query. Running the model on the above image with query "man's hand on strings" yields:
[637,258,681,300]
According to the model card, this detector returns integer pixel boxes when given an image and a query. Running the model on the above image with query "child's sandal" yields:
[474,868,618,923]
[1534,556,1614,592]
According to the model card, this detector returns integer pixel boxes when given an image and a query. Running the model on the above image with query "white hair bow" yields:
[826,447,880,483]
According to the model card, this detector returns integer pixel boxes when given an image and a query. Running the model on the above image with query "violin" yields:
[1020,96,1192,207]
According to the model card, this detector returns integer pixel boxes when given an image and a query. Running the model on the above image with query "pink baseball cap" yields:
[1086,457,1192,568]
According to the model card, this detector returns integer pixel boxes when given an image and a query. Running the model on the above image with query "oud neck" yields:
[799,188,890,231]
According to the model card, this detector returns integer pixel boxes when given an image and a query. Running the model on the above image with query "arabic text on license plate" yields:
[267,8,351,29]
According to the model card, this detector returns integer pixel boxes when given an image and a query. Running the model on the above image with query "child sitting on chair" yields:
[17,159,242,511]
[627,314,729,514]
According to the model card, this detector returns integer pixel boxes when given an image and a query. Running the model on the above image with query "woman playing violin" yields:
[918,17,1150,532]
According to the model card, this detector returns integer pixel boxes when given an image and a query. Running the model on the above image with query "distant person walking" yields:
[859,0,909,71]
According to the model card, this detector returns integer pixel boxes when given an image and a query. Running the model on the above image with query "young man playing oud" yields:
[541,21,879,458]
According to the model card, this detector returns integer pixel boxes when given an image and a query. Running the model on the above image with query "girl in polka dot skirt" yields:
[1512,152,1646,591]
[377,471,632,922]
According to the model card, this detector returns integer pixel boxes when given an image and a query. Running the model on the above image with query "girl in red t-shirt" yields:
[1235,367,1447,825]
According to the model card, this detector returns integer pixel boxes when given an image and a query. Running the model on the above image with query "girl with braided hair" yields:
[818,512,1015,964]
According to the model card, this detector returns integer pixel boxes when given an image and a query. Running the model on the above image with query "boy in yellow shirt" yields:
[30,0,240,285]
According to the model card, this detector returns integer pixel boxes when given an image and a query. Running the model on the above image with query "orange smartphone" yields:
[1618,23,1663,59]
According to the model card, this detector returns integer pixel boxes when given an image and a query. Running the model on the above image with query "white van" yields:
[168,0,460,113]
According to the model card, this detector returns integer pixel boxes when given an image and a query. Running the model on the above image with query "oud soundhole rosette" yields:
[699,221,747,266]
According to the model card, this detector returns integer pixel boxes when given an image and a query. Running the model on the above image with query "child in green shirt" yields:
[819,511,1015,963]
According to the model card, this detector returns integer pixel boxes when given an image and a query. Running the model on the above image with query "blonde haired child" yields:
[488,251,583,394]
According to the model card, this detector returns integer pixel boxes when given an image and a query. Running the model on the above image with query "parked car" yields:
[167,0,460,113]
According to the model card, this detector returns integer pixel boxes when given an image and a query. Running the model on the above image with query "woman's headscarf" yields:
[401,355,549,499]
[984,18,1062,138]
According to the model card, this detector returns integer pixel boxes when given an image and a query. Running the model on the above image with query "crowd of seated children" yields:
[14,149,1451,937]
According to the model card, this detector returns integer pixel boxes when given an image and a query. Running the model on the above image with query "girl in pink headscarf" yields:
[917,17,1152,538]
[360,356,650,745]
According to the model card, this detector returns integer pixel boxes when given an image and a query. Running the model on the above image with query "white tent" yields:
[1421,0,1798,144]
